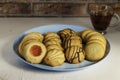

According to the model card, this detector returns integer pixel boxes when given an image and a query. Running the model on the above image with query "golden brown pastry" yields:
[65,46,85,64]
[64,39,82,49]
[18,39,37,56]
[85,42,105,61]
[22,32,43,42]
[86,39,106,50]
[80,29,94,41]
[18,32,46,64]
[80,29,107,62]
[58,28,85,64]
[44,49,65,67]
[44,40,62,47]
[46,44,63,52]
[58,28,76,38]
[22,41,47,64]
[44,32,60,39]
[63,33,82,44]
[18,32,44,56]
[43,32,65,66]
[87,34,106,45]
[44,37,61,44]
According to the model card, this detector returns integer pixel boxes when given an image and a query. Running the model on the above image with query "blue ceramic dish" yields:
[13,24,110,72]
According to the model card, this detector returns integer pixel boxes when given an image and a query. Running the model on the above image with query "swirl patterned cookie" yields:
[44,49,65,67]
[43,32,65,66]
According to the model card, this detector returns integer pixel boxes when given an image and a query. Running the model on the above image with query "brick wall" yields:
[0,0,119,17]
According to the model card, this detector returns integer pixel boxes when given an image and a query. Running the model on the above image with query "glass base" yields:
[95,30,107,35]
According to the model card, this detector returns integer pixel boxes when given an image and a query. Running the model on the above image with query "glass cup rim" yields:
[87,4,114,15]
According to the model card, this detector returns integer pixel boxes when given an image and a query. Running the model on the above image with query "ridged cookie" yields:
[65,46,85,64]
[44,49,65,67]
[80,29,107,62]
[43,32,65,66]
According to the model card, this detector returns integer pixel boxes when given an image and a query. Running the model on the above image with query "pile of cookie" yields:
[18,28,107,67]
[43,32,65,67]
[79,29,107,61]
[58,29,85,64]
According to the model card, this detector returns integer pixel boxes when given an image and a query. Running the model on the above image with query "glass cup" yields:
[88,4,120,34]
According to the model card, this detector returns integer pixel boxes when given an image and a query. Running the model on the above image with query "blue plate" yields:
[13,24,110,72]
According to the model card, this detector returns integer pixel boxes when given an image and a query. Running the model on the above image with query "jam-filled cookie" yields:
[18,32,46,64]
[18,32,44,56]
[22,41,46,64]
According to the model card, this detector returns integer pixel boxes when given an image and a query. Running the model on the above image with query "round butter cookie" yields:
[85,42,105,61]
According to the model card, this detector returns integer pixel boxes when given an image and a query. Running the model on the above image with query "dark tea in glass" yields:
[88,5,114,34]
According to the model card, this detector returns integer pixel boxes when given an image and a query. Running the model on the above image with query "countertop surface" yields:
[0,17,120,80]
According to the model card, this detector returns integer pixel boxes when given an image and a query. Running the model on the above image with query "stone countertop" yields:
[0,17,120,80]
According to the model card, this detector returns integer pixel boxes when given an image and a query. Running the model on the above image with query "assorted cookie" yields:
[43,32,65,67]
[18,28,107,67]
[18,32,47,64]
[79,29,107,61]
[58,28,85,64]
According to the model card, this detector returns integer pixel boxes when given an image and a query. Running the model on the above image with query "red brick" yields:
[0,3,31,14]
[33,3,87,16]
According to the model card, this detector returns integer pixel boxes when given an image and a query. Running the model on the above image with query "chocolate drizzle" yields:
[69,47,83,63]
[58,28,84,64]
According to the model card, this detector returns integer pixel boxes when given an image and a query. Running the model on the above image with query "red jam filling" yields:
[30,45,42,56]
